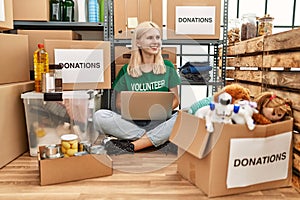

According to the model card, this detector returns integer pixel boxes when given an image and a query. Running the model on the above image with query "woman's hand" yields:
[169,86,180,109]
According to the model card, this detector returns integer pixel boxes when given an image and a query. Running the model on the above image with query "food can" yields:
[42,144,63,159]
[61,134,78,157]
[88,145,106,154]
[79,141,92,152]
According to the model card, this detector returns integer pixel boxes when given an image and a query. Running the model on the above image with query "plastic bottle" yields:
[99,0,104,22]
[62,0,75,22]
[75,0,88,22]
[88,0,99,22]
[33,44,49,92]
[49,0,62,21]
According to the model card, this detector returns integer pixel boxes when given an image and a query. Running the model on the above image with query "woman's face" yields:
[137,28,161,56]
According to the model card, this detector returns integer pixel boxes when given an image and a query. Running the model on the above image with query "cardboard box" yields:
[13,0,49,21]
[0,0,13,30]
[167,0,221,39]
[114,46,177,76]
[0,81,34,168]
[114,0,163,39]
[0,33,30,84]
[169,111,293,197]
[17,30,82,71]
[38,146,113,185]
[44,39,111,90]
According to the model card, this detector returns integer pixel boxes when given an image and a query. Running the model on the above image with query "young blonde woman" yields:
[94,21,181,155]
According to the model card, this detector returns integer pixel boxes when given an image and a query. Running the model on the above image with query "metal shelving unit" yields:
[108,0,229,107]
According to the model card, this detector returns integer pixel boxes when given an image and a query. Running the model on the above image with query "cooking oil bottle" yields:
[33,43,49,92]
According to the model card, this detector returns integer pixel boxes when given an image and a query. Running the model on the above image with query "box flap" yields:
[170,110,222,158]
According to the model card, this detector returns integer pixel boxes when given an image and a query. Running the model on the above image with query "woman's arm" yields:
[115,91,121,112]
[170,86,180,109]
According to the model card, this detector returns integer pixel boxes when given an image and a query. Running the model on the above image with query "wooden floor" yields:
[1,150,300,200]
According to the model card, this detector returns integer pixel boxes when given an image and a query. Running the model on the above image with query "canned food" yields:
[61,134,78,157]
[88,145,106,154]
[42,144,63,159]
[74,151,89,156]
[79,141,92,152]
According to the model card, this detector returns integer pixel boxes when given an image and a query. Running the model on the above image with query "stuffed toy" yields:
[190,83,255,132]
[252,92,293,125]
[195,94,258,132]
[231,99,258,130]
[213,83,251,103]
[199,92,234,133]
[189,83,251,115]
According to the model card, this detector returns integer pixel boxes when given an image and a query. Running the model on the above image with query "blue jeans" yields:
[93,109,178,147]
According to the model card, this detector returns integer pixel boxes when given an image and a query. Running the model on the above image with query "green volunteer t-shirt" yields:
[113,60,181,92]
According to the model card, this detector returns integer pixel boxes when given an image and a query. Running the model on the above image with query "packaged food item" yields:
[42,72,55,93]
[241,13,257,41]
[61,134,78,157]
[258,14,274,36]
[42,144,63,159]
[228,18,241,45]
[49,64,63,92]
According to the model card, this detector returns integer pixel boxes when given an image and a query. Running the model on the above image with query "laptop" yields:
[120,91,174,120]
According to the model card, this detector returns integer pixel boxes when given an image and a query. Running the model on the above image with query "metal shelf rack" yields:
[108,0,229,103]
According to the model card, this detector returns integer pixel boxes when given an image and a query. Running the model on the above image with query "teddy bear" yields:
[213,83,251,103]
[252,91,293,125]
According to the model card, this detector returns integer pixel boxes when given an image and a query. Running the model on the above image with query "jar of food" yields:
[61,134,78,157]
[49,64,63,92]
[258,14,274,36]
[228,18,241,45]
[241,13,257,41]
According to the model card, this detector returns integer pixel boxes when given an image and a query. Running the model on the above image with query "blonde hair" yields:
[127,21,166,77]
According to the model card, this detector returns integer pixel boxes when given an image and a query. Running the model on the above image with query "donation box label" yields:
[55,49,104,83]
[227,131,292,188]
[175,6,216,35]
